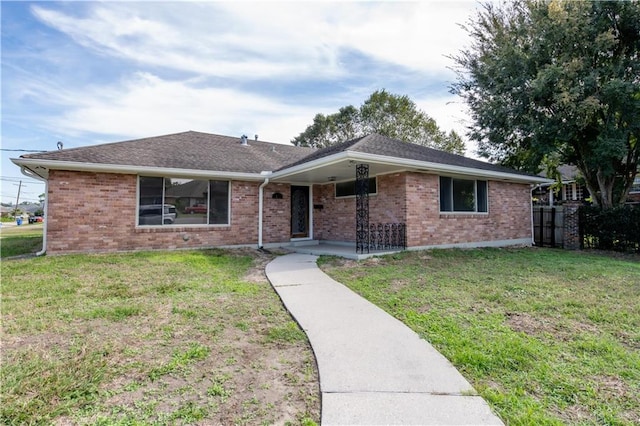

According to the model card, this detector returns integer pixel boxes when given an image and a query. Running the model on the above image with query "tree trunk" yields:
[596,168,615,210]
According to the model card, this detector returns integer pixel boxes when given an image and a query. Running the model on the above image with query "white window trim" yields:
[136,176,231,227]
[439,176,489,214]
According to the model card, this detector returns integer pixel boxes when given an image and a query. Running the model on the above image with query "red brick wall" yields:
[312,173,407,242]
[405,173,531,246]
[45,170,532,254]
[312,172,531,246]
[262,183,291,243]
[45,170,274,254]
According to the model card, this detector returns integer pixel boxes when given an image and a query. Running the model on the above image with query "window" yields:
[631,176,640,194]
[440,176,488,213]
[335,178,377,198]
[138,177,229,226]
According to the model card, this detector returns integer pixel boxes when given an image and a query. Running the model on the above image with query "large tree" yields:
[452,0,640,208]
[292,90,466,155]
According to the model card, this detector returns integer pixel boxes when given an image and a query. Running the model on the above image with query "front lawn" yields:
[0,223,43,258]
[320,248,640,425]
[1,249,319,425]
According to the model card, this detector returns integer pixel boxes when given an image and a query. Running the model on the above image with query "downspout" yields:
[530,185,536,246]
[37,179,48,256]
[258,175,270,249]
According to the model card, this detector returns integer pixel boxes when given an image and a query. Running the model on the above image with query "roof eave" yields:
[271,151,553,184]
[350,152,552,183]
[10,158,266,181]
[270,152,351,181]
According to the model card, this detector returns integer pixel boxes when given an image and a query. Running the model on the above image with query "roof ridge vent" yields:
[240,134,249,146]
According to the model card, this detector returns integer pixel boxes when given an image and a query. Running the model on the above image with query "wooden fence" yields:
[533,206,565,248]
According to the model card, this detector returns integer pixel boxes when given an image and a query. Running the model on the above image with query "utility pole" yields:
[13,180,22,218]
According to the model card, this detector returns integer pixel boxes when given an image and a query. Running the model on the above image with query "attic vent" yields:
[240,134,248,145]
[254,134,258,141]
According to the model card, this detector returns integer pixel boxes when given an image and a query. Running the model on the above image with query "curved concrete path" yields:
[266,253,503,426]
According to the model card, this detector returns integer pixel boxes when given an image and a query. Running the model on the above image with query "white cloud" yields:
[31,1,478,80]
[38,72,318,144]
[415,95,478,158]
[15,1,482,150]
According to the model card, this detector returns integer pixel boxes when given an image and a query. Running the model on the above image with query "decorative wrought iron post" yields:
[355,164,370,253]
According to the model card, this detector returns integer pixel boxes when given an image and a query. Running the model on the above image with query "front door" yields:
[291,186,309,238]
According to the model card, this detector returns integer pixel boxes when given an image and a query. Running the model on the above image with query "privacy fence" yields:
[579,205,640,253]
[533,203,640,253]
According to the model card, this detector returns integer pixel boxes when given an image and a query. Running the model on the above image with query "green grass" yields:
[320,248,640,425]
[1,249,319,425]
[0,223,43,257]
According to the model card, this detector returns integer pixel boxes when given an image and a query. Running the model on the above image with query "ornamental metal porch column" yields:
[355,164,370,254]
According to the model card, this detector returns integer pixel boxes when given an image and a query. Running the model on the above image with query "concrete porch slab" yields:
[285,241,403,260]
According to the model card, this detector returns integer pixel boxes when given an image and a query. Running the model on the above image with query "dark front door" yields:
[291,186,309,238]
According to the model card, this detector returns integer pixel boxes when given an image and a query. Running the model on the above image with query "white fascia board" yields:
[345,152,552,183]
[270,150,552,184]
[11,158,266,181]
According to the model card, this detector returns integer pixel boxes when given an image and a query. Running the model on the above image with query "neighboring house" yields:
[533,165,589,206]
[0,206,13,218]
[12,131,549,255]
[628,175,640,204]
[533,165,640,206]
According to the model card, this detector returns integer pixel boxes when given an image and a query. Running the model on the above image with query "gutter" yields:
[258,173,271,249]
[20,166,48,256]
[10,158,267,182]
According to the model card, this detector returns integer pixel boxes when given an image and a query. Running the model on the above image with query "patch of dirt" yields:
[555,403,594,424]
[594,375,632,399]
[388,278,410,293]
[505,312,556,336]
[363,257,385,265]
[241,250,275,283]
[505,312,600,340]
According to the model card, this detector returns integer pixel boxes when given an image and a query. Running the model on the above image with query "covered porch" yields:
[267,154,410,257]
[284,240,404,260]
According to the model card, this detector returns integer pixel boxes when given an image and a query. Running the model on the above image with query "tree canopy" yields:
[452,0,640,208]
[292,90,466,155]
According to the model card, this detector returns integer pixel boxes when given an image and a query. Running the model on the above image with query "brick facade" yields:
[45,170,291,254]
[405,173,531,246]
[45,170,532,254]
[262,183,291,243]
[313,172,531,247]
[312,173,407,241]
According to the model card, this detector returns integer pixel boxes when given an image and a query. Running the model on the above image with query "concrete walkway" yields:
[265,253,503,426]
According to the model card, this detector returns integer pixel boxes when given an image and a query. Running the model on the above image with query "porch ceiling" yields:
[270,158,407,184]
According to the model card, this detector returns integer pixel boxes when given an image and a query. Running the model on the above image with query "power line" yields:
[0,149,47,152]
[0,177,45,185]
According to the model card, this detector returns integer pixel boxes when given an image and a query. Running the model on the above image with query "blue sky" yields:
[1,1,481,204]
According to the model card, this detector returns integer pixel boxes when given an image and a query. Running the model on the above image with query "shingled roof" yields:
[280,133,535,177]
[17,131,540,180]
[21,131,314,174]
